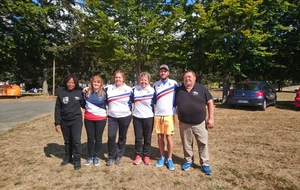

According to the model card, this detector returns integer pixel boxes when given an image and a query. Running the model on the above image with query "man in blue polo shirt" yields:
[175,70,215,175]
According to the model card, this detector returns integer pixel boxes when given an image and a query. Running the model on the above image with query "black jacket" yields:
[54,87,84,125]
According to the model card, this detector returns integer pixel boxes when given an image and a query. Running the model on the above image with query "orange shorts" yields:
[154,115,175,135]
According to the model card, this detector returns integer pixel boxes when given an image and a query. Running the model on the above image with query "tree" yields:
[81,0,184,82]
[183,0,286,102]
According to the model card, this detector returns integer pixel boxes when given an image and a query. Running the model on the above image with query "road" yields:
[0,100,55,133]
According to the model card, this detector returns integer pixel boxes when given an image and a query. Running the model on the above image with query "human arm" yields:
[54,95,62,132]
[206,99,214,129]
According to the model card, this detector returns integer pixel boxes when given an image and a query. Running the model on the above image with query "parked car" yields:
[227,81,277,111]
[295,87,300,110]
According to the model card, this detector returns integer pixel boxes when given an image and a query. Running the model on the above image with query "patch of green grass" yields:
[75,183,83,188]
[14,181,22,186]
[173,180,182,186]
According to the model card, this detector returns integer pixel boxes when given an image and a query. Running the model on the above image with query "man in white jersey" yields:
[153,64,177,170]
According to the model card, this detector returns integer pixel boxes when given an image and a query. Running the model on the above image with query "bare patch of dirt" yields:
[0,88,299,189]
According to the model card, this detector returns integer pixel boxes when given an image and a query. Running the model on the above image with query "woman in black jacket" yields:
[54,74,85,170]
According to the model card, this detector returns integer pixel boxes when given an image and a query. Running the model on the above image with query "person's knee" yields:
[166,134,173,141]
[157,134,164,140]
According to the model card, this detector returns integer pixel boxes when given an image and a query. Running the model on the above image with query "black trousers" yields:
[61,118,83,161]
[84,119,107,158]
[107,115,132,159]
[133,116,154,157]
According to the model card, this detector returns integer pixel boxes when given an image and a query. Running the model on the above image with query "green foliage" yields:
[0,0,299,88]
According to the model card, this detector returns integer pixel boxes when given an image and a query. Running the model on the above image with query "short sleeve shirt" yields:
[153,79,177,116]
[176,83,213,124]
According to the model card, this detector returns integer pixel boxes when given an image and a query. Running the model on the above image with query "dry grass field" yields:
[0,87,299,190]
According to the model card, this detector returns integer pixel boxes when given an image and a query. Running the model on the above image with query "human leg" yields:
[70,119,83,170]
[164,116,175,159]
[60,120,73,166]
[107,116,118,161]
[94,119,107,158]
[179,122,194,163]
[193,121,209,166]
[84,119,96,158]
[116,115,132,159]
[133,116,143,157]
[142,117,154,157]
[164,116,175,170]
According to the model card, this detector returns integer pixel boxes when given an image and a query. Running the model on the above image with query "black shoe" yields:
[60,158,73,166]
[74,161,81,170]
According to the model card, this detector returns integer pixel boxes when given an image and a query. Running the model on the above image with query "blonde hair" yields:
[86,75,105,97]
[139,72,151,82]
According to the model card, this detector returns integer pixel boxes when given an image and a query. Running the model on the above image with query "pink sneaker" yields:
[143,156,151,165]
[133,155,142,165]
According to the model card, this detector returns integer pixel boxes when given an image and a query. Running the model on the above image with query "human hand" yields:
[206,118,214,129]
[82,87,89,93]
[55,125,61,133]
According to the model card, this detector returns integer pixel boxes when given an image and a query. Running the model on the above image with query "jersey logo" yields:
[63,96,69,104]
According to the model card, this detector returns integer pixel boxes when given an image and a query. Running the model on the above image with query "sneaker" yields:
[133,155,142,165]
[167,159,175,171]
[94,157,100,166]
[84,157,94,166]
[115,157,122,164]
[201,165,212,175]
[106,159,114,166]
[155,156,165,167]
[143,156,151,165]
[182,162,192,171]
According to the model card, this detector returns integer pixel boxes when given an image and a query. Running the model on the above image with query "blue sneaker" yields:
[84,157,93,166]
[182,162,192,171]
[201,165,212,175]
[155,156,165,167]
[94,157,100,166]
[167,159,175,171]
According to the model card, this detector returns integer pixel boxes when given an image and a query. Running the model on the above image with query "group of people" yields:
[54,64,214,175]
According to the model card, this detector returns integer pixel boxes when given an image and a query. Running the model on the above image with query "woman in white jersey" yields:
[105,70,133,166]
[132,72,155,165]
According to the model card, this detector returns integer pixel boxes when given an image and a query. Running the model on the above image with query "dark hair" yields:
[63,74,79,88]
[184,70,196,77]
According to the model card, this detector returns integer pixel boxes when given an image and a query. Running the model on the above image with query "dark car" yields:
[227,81,277,111]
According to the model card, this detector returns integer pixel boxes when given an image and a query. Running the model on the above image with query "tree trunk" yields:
[222,73,230,104]
[42,68,49,96]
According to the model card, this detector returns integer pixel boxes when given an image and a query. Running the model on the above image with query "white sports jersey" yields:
[153,79,177,116]
[105,84,133,118]
[132,85,155,118]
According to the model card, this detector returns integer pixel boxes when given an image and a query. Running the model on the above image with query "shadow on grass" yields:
[215,101,298,111]
[44,142,189,168]
[275,101,298,111]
